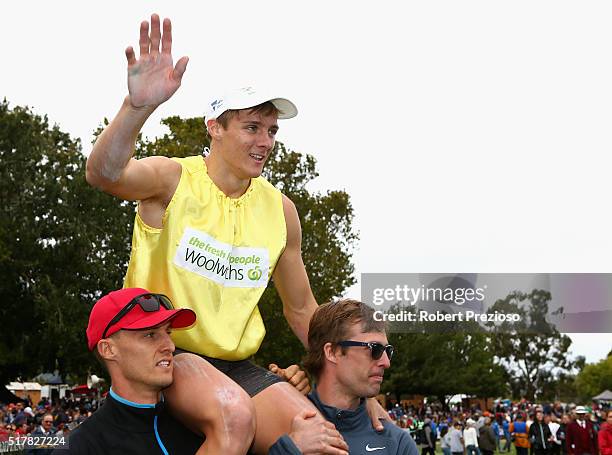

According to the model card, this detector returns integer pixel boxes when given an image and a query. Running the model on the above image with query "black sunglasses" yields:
[337,340,394,360]
[102,293,173,339]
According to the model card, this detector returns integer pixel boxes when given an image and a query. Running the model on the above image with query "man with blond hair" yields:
[86,13,387,454]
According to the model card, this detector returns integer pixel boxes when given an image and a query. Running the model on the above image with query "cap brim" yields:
[227,96,298,119]
[269,98,298,119]
[122,308,196,332]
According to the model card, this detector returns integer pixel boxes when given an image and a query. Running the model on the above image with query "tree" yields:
[489,290,576,400]
[575,353,612,401]
[539,370,580,403]
[382,330,507,406]
[0,100,134,387]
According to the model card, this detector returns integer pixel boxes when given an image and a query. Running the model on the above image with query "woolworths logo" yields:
[174,227,269,288]
[248,266,263,281]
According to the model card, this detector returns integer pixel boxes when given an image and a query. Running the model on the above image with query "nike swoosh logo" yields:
[366,444,386,451]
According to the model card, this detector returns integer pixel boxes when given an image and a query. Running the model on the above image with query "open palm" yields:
[125,14,189,108]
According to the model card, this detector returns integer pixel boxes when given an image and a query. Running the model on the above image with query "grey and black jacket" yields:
[270,389,418,455]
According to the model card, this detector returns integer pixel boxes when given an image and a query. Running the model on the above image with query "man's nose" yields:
[161,331,175,352]
[257,130,274,149]
[378,351,392,369]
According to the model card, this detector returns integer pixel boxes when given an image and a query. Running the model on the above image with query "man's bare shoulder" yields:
[280,194,300,238]
[281,193,297,211]
[138,155,182,174]
[87,154,182,203]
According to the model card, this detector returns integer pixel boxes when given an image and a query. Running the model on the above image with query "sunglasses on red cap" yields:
[101,293,173,339]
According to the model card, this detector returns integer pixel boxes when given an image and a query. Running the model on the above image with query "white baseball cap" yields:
[204,86,298,124]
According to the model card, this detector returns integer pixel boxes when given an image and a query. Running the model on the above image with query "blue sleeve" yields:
[399,430,420,455]
[268,434,302,455]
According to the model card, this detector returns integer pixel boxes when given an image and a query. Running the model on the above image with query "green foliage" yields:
[381,289,580,403]
[0,100,133,385]
[539,370,579,402]
[575,354,612,401]
[382,332,507,404]
[136,116,210,159]
[489,290,576,401]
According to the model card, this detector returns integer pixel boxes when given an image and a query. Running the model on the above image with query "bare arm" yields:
[273,196,389,432]
[86,14,188,201]
[273,195,318,347]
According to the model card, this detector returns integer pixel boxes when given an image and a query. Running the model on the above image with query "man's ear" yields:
[207,119,223,141]
[97,338,117,362]
[323,342,339,365]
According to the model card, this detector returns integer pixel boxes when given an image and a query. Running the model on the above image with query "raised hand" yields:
[125,14,189,109]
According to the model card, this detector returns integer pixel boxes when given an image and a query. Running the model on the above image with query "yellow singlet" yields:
[124,156,287,360]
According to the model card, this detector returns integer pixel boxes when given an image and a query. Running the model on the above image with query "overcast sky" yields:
[2,1,610,363]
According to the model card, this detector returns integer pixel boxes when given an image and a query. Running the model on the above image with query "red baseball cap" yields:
[86,288,196,351]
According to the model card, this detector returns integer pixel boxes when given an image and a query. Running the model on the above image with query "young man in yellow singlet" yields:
[86,14,386,454]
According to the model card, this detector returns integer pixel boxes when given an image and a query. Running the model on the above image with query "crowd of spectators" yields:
[2,394,611,455]
[0,395,99,451]
[387,399,612,455]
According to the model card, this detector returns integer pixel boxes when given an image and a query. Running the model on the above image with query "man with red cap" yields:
[60,288,205,454]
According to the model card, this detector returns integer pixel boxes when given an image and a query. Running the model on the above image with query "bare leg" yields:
[164,353,256,455]
[250,381,320,454]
